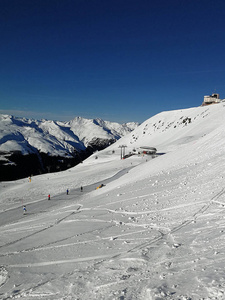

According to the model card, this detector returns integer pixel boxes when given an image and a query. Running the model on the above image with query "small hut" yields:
[139,147,157,155]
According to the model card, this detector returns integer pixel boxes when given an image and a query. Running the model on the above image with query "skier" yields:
[48,194,50,200]
[23,205,27,215]
[80,186,83,192]
[67,189,69,195]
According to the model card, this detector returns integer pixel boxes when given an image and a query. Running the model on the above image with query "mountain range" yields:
[0,115,139,181]
[1,102,224,182]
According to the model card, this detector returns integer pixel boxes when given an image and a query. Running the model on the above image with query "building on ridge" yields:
[202,93,224,106]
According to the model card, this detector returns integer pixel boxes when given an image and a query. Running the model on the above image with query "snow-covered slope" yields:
[106,104,225,154]
[1,103,225,299]
[0,114,139,157]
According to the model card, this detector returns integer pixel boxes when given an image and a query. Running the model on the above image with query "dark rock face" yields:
[0,153,41,181]
[0,138,116,181]
[86,138,116,153]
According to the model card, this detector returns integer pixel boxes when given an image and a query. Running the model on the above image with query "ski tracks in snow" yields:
[4,187,224,266]
[2,182,225,299]
[0,209,81,252]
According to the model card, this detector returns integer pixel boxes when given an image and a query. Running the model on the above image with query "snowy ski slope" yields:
[1,103,225,299]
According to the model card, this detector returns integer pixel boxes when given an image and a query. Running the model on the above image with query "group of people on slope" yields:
[48,186,83,200]
[23,186,84,214]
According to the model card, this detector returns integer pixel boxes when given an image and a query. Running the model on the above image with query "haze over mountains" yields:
[1,102,225,299]
[0,115,139,180]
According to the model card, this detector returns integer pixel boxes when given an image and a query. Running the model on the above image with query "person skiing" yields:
[48,194,50,200]
[23,205,27,215]
[67,189,69,195]
[80,186,83,192]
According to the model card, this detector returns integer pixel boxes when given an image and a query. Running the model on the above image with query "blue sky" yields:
[1,0,225,123]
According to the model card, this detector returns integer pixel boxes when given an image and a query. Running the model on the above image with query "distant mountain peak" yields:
[0,114,139,180]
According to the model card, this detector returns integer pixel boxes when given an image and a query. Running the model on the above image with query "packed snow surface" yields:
[1,103,225,299]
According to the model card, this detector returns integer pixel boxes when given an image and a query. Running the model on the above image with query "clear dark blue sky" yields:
[1,0,225,123]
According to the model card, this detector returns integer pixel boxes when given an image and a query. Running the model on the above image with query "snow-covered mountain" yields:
[105,103,225,156]
[0,114,139,156]
[1,103,225,299]
[0,114,139,180]
[66,117,139,145]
